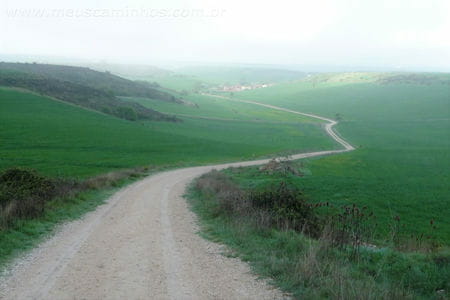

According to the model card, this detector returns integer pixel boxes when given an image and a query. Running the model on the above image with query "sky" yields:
[1,0,449,71]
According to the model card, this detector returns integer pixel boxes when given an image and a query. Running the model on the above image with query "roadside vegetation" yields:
[189,161,449,299]
[0,166,154,268]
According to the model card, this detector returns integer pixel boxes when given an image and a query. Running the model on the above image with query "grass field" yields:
[0,87,333,178]
[123,94,320,123]
[231,77,450,242]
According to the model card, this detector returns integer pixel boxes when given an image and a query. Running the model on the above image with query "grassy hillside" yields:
[0,62,181,103]
[0,62,184,122]
[0,69,178,122]
[233,73,450,242]
[0,87,334,178]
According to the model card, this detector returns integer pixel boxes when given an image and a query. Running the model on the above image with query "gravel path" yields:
[0,99,353,299]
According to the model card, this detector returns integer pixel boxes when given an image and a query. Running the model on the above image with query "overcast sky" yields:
[1,0,449,70]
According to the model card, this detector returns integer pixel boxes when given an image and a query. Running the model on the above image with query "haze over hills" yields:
[0,62,182,122]
[172,65,307,85]
[302,72,450,85]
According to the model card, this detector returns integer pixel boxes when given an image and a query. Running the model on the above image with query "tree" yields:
[116,106,138,121]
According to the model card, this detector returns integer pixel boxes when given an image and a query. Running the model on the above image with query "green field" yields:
[122,94,320,123]
[0,87,333,178]
[232,77,450,242]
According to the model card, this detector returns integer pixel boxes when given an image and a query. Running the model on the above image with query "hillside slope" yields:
[0,64,180,122]
[0,62,182,102]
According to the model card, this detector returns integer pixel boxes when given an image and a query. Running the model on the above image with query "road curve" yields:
[0,99,353,300]
[204,93,354,152]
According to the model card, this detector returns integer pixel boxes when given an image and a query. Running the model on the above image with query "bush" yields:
[195,171,321,236]
[0,166,147,229]
[0,168,56,227]
[249,182,320,236]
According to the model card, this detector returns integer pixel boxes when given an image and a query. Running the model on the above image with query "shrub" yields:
[196,171,321,236]
[115,106,138,121]
[0,166,147,229]
[0,168,56,227]
[249,182,320,236]
[195,170,378,250]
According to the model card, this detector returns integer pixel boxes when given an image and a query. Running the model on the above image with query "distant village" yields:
[215,83,273,92]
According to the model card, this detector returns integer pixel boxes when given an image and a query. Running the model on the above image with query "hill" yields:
[0,62,182,102]
[303,72,450,85]
[0,63,181,122]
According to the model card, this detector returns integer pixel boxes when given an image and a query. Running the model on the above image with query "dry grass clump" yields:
[259,158,303,176]
[81,167,148,190]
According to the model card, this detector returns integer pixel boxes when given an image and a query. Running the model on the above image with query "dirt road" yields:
[0,100,353,299]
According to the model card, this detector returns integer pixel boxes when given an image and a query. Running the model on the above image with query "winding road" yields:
[0,97,353,300]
